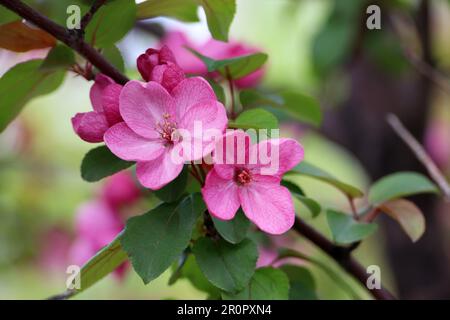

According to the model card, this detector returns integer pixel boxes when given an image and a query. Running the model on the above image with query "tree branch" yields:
[80,0,107,32]
[0,0,129,85]
[387,113,450,202]
[293,217,396,300]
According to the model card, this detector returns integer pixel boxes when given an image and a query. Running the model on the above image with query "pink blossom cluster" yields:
[71,32,304,235]
[68,172,141,278]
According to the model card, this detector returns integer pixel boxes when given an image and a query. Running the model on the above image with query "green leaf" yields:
[379,199,425,242]
[137,0,199,22]
[280,265,318,300]
[192,237,258,293]
[0,60,65,132]
[121,194,205,284]
[0,7,20,24]
[326,209,377,244]
[81,145,134,182]
[188,49,268,80]
[206,78,226,105]
[369,172,439,205]
[40,45,75,71]
[52,232,128,299]
[154,167,188,203]
[176,255,221,297]
[282,179,321,218]
[281,92,322,127]
[212,209,250,244]
[229,108,278,131]
[85,0,137,47]
[222,267,289,300]
[100,45,125,73]
[287,162,364,198]
[198,0,236,41]
[78,232,127,292]
[239,90,322,127]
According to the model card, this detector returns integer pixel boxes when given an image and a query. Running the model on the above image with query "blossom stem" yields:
[0,0,129,85]
[189,164,203,186]
[225,67,237,119]
[348,196,359,220]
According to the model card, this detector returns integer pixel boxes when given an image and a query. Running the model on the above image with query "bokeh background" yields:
[1,0,450,299]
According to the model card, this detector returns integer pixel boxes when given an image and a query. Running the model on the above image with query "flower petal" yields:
[120,80,175,139]
[136,149,184,190]
[104,122,165,161]
[71,111,109,143]
[202,169,240,220]
[171,77,216,119]
[102,83,122,126]
[239,178,295,235]
[90,74,114,112]
[249,138,304,176]
[213,130,252,180]
[179,100,227,161]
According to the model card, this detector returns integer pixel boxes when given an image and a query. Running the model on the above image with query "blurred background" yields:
[1,0,450,299]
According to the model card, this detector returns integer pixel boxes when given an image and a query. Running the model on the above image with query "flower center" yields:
[235,168,252,185]
[155,113,178,145]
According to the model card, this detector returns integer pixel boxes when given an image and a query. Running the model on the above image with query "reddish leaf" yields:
[380,199,426,242]
[0,21,56,52]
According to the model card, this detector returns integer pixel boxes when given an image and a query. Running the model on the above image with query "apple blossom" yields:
[71,74,122,143]
[104,77,227,190]
[137,45,185,92]
[161,31,265,88]
[202,130,304,235]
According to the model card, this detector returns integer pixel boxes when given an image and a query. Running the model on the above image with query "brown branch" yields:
[0,0,129,85]
[80,0,107,32]
[387,113,450,202]
[293,217,396,300]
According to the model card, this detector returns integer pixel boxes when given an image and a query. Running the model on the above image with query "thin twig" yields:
[389,13,450,95]
[80,0,107,32]
[0,0,129,85]
[387,113,450,202]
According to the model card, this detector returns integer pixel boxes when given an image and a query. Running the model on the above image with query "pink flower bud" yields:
[137,45,185,92]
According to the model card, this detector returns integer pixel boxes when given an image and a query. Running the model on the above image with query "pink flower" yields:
[68,200,128,279]
[100,171,141,208]
[202,130,304,235]
[161,31,265,88]
[137,45,185,92]
[71,74,123,143]
[104,78,228,190]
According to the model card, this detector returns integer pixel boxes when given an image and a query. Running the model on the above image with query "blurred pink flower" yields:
[101,171,141,208]
[68,172,141,280]
[68,199,129,279]
[38,227,72,275]
[0,48,49,76]
[161,31,265,88]
[71,74,123,143]
[104,78,227,190]
[424,120,450,170]
[137,45,185,92]
[202,130,304,235]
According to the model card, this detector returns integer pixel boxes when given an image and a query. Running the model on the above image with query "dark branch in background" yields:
[389,13,450,95]
[0,0,397,301]
[293,217,396,300]
[0,0,129,85]
[79,0,107,32]
[387,114,450,202]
